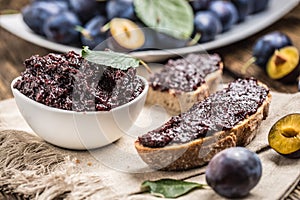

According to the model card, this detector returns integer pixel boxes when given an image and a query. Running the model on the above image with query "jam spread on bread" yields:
[149,54,221,92]
[139,78,269,148]
[13,51,144,111]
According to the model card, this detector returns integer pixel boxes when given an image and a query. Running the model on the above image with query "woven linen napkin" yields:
[0,92,299,200]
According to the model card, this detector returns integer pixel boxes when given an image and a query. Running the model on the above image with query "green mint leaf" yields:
[141,179,205,198]
[133,0,194,40]
[81,47,141,70]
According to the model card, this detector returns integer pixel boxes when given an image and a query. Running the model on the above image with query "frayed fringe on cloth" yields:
[0,130,118,200]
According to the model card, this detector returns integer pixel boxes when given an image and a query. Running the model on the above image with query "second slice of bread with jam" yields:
[146,53,223,114]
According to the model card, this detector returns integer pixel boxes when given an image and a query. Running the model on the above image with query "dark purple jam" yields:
[149,53,221,92]
[138,78,269,148]
[13,51,144,111]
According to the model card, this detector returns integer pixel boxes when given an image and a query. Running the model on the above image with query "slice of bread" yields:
[146,53,223,114]
[135,79,271,171]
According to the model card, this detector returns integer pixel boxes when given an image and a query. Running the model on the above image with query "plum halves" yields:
[266,46,300,84]
[268,113,300,158]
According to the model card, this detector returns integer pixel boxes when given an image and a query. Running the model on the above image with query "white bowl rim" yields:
[11,75,149,115]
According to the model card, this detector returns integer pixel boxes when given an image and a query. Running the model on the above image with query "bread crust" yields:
[146,63,223,115]
[135,82,271,171]
[146,83,209,115]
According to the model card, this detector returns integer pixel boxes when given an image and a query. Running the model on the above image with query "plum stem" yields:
[75,26,93,40]
[139,59,152,74]
[101,22,111,33]
[241,57,257,74]
[187,33,201,46]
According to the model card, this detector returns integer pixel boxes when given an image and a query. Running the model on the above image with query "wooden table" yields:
[0,1,299,199]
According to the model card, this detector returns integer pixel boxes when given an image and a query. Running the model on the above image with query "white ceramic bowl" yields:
[11,76,148,150]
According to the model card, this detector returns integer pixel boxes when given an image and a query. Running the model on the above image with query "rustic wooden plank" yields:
[0,77,11,100]
[0,28,50,67]
[0,23,51,100]
[0,60,22,100]
[0,0,29,13]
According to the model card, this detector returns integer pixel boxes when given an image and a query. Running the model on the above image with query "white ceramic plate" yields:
[0,0,299,62]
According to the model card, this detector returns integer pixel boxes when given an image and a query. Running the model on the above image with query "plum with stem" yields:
[193,10,222,43]
[252,31,292,69]
[80,15,108,49]
[132,25,190,51]
[152,31,190,49]
[242,31,293,74]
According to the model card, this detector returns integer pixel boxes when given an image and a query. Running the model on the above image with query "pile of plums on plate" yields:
[193,0,269,43]
[22,0,270,51]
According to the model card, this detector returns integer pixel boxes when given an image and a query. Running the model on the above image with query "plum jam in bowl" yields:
[10,50,149,150]
[11,76,148,150]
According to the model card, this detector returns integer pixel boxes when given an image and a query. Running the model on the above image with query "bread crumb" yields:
[75,159,80,164]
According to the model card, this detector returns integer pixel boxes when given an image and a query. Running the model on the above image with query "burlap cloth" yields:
[0,91,300,200]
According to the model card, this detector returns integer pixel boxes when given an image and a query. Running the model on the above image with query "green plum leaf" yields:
[81,46,141,70]
[133,0,194,40]
[141,178,205,198]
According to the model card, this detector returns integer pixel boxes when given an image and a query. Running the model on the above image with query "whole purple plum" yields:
[206,147,262,198]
